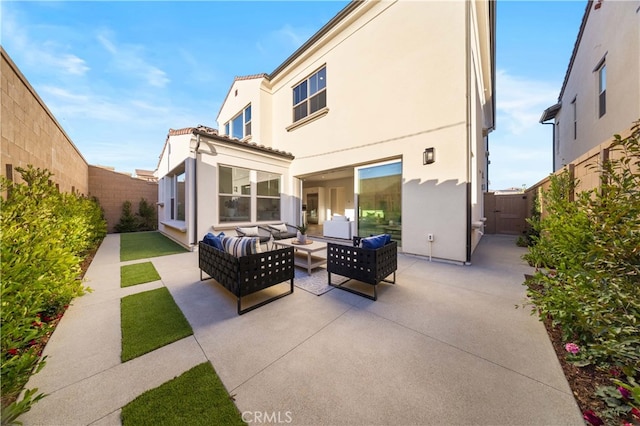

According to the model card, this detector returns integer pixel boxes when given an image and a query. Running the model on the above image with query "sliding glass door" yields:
[355,160,402,244]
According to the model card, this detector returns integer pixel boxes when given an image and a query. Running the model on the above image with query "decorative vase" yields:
[297,231,307,244]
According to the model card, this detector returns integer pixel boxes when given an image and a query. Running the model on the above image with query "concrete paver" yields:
[21,234,583,425]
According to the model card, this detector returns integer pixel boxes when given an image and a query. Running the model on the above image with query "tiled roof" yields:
[234,73,269,82]
[164,125,294,160]
[191,126,295,159]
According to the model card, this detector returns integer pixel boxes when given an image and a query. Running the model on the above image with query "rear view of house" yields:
[156,0,496,264]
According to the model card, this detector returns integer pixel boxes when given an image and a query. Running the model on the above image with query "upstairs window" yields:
[226,104,252,139]
[293,66,326,122]
[597,61,606,118]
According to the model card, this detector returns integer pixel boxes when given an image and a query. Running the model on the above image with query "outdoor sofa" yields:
[326,235,397,301]
[199,236,294,315]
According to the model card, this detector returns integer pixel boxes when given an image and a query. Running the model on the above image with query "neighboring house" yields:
[540,0,640,171]
[156,0,496,264]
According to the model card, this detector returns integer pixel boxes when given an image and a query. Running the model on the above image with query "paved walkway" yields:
[21,234,583,425]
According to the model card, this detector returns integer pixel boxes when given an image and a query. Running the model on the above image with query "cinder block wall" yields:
[89,166,158,233]
[1,47,88,194]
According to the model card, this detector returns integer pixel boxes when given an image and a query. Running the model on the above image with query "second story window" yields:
[597,61,606,118]
[293,66,326,122]
[227,104,252,140]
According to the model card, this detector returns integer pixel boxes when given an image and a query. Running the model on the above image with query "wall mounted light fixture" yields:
[423,147,435,165]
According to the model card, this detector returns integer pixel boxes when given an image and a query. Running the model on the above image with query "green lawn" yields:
[120,262,161,288]
[121,287,193,362]
[120,231,188,262]
[121,362,246,426]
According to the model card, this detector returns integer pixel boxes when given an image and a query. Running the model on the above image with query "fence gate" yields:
[484,192,528,235]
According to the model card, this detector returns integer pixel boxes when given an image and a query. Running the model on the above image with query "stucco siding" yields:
[555,0,639,169]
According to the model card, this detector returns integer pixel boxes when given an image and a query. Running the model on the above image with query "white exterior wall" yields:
[267,1,474,262]
[195,143,293,240]
[156,133,195,248]
[554,0,640,170]
[217,78,267,145]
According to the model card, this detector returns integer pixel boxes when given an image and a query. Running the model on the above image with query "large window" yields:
[257,171,281,221]
[597,61,606,118]
[219,166,281,223]
[170,170,186,221]
[293,66,326,122]
[226,104,252,139]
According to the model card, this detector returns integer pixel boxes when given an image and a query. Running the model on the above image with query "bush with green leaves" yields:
[523,121,640,425]
[1,166,106,422]
[523,121,640,370]
[115,198,157,233]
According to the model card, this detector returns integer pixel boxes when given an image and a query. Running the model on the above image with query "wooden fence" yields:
[524,125,635,221]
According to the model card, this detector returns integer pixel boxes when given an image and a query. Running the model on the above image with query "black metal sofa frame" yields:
[198,241,295,315]
[326,240,398,301]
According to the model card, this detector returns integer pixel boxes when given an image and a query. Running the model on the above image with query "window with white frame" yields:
[597,61,606,118]
[169,167,186,221]
[219,165,281,223]
[293,66,326,122]
[256,171,281,221]
[225,104,252,139]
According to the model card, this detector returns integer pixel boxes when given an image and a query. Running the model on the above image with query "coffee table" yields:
[272,238,327,275]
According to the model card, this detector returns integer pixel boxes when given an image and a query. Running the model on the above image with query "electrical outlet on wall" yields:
[427,234,434,242]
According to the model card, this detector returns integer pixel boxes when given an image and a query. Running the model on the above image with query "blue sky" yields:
[1,1,586,190]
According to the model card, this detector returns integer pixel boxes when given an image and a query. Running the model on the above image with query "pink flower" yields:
[565,342,580,354]
[583,410,603,426]
[618,386,632,399]
[632,407,640,419]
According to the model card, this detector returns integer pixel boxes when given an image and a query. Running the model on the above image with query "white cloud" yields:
[495,69,558,135]
[256,24,314,58]
[96,30,170,88]
[489,69,558,190]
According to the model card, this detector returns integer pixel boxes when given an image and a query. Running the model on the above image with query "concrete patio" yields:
[21,234,583,425]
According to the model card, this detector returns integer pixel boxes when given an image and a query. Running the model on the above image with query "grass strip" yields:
[121,262,161,288]
[121,287,192,362]
[121,362,245,426]
[120,231,188,262]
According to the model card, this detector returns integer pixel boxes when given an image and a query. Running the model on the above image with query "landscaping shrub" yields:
[115,198,157,233]
[523,121,640,425]
[0,166,106,423]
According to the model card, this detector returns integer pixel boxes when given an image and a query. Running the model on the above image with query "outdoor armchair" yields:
[326,237,397,301]
[264,223,298,241]
[235,225,273,249]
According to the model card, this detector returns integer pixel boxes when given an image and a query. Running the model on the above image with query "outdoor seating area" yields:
[198,231,399,313]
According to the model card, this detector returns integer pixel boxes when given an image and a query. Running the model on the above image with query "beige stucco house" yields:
[156,0,496,264]
[540,0,640,171]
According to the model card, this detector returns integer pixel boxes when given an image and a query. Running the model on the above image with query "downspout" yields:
[465,0,472,265]
[541,121,556,172]
[192,134,201,246]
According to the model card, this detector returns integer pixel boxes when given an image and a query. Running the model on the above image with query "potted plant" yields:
[224,198,239,216]
[296,223,308,243]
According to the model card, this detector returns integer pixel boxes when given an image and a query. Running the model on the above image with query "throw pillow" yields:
[203,232,225,250]
[238,226,259,237]
[361,234,390,250]
[269,223,288,233]
[222,236,261,257]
